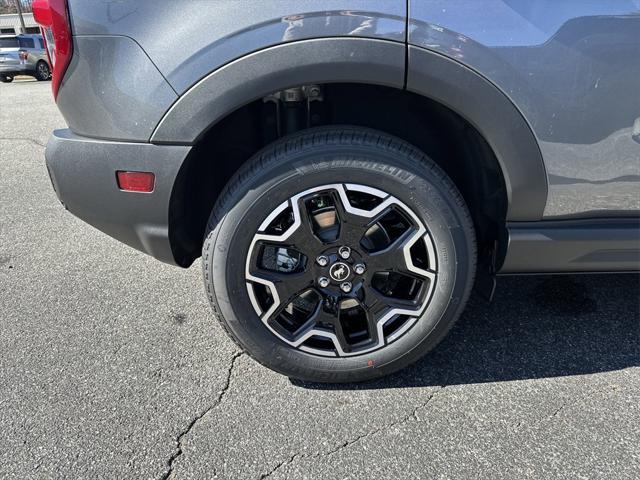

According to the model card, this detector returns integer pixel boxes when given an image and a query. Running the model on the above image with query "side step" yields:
[499,218,640,274]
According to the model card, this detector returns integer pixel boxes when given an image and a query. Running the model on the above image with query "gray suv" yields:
[37,1,640,383]
[0,34,50,82]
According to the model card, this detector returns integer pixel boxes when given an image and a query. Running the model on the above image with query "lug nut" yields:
[316,255,329,267]
[318,277,330,288]
[340,281,352,293]
[354,263,366,275]
[338,246,351,259]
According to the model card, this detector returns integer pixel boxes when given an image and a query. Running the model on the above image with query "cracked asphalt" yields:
[1,80,639,480]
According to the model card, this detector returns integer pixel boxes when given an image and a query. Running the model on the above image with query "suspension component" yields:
[263,85,324,138]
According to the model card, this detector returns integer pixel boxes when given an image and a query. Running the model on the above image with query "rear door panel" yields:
[409,0,640,218]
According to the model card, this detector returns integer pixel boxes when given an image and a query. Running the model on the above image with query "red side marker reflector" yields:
[116,171,155,193]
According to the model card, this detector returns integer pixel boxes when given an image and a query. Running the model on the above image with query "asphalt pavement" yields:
[1,80,639,479]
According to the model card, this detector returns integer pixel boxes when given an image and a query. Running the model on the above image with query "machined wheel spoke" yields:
[339,221,369,247]
[331,191,372,246]
[249,266,314,311]
[359,289,420,346]
[287,197,325,252]
[364,287,422,313]
[307,297,352,354]
[366,227,416,271]
[369,231,436,284]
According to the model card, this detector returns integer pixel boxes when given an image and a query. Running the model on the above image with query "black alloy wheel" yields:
[245,183,438,358]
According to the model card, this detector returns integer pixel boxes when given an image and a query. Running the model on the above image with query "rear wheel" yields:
[0,75,13,83]
[35,61,50,81]
[203,127,476,382]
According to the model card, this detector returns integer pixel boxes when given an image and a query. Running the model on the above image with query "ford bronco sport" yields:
[35,1,640,382]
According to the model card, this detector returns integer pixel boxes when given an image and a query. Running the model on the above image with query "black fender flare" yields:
[151,38,405,144]
[407,45,547,220]
[152,38,548,221]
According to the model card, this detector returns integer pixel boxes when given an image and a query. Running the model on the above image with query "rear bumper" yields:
[46,129,191,265]
[0,64,30,75]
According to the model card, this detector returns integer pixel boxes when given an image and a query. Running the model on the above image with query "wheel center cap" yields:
[329,262,351,282]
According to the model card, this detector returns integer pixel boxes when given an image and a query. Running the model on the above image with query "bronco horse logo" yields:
[329,262,350,282]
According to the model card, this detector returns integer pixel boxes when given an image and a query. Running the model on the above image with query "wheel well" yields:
[169,84,508,269]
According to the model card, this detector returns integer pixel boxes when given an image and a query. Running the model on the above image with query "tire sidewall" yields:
[207,140,475,382]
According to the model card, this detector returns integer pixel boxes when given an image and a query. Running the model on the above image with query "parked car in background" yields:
[36,1,640,383]
[0,33,50,83]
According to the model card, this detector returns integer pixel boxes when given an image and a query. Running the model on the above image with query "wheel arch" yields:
[406,45,547,221]
[151,38,406,144]
[159,38,547,266]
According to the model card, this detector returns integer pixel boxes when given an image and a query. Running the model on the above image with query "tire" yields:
[203,126,476,383]
[35,61,50,81]
[0,75,13,83]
